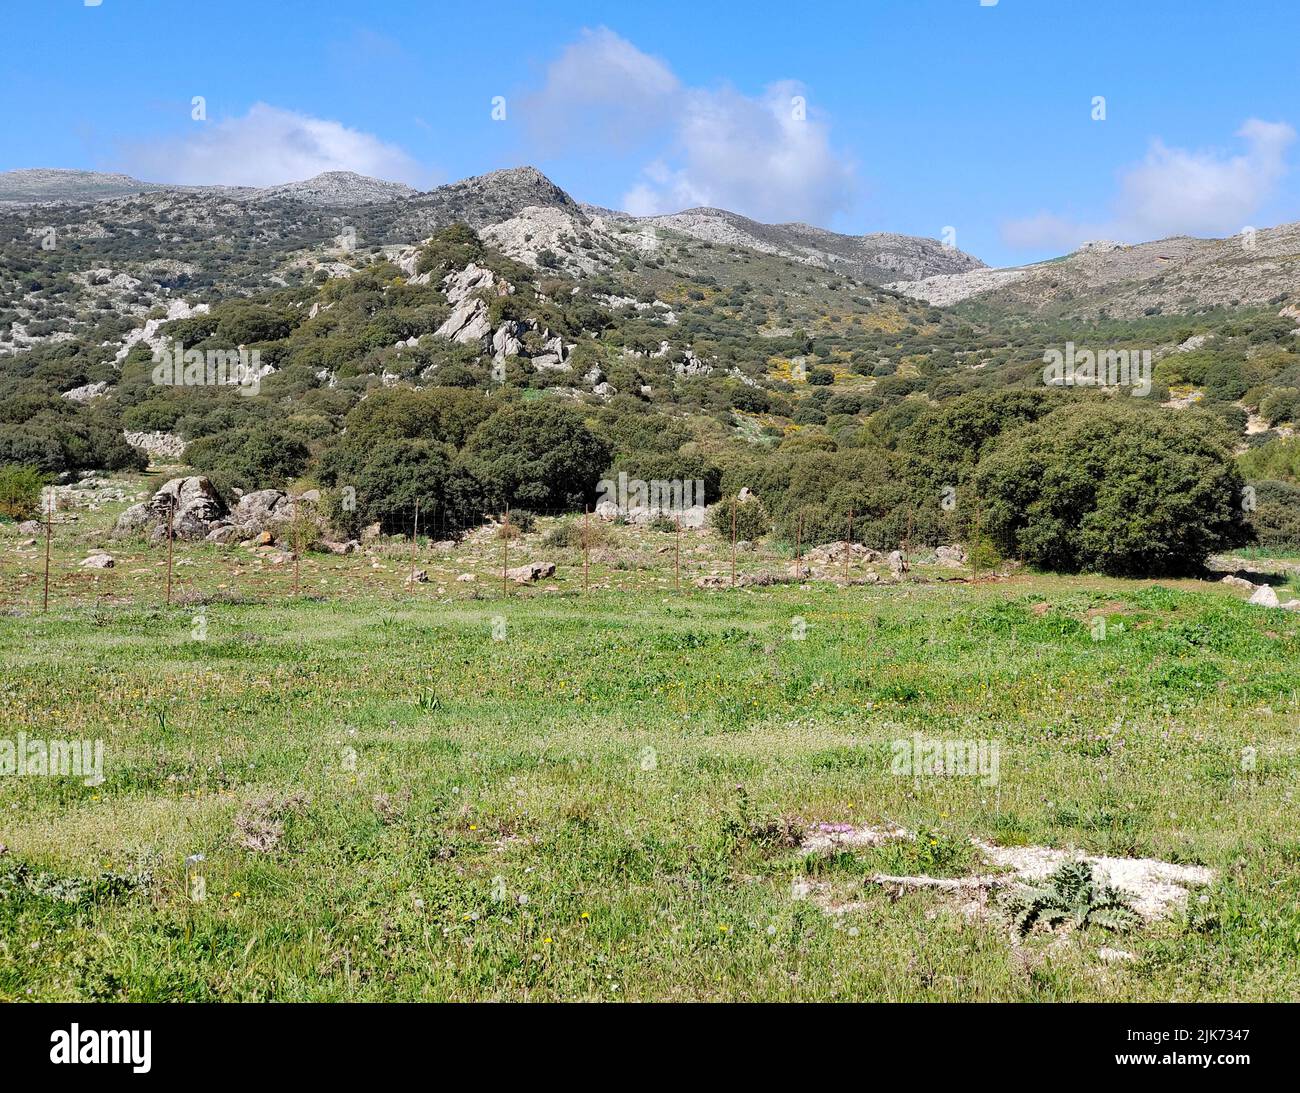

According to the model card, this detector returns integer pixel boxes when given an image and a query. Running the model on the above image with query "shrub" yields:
[497,509,536,537]
[542,517,611,550]
[974,402,1250,576]
[183,423,311,495]
[350,439,485,536]
[0,464,46,520]
[709,495,772,540]
[462,402,611,514]
[1247,480,1300,549]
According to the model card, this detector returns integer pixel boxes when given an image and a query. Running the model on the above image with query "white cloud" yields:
[522,27,679,148]
[523,28,856,225]
[1003,119,1295,253]
[122,103,426,187]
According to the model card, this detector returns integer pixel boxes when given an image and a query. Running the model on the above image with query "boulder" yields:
[506,561,556,584]
[205,525,244,544]
[806,541,878,566]
[80,553,114,569]
[405,569,429,584]
[18,520,41,535]
[229,489,291,535]
[934,544,967,568]
[113,503,153,536]
[441,263,498,306]
[116,476,225,540]
[492,321,526,362]
[435,298,492,347]
[1220,575,1256,592]
[888,550,909,578]
[1248,584,1280,608]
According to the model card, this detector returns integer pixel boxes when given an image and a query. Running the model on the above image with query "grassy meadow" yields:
[1,473,1299,1001]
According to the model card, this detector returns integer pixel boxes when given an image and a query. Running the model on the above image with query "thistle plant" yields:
[1003,860,1141,936]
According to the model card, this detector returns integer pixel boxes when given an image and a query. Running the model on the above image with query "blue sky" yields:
[3,0,1297,266]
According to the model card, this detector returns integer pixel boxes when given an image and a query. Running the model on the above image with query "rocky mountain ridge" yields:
[889,222,1300,319]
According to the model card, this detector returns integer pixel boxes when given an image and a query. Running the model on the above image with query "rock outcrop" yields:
[115,476,225,540]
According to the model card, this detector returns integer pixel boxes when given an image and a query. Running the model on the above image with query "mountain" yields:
[889,224,1300,320]
[0,167,421,209]
[0,168,175,204]
[619,206,986,284]
[243,171,418,206]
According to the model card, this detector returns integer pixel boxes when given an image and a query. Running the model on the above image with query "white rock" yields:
[1248,584,1280,607]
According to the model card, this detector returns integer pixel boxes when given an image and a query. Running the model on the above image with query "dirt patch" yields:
[970,839,1214,921]
[233,791,310,852]
[800,822,910,854]
[800,826,1215,924]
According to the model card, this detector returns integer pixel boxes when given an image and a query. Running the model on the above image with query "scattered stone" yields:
[1220,575,1256,591]
[506,561,556,584]
[405,569,429,584]
[456,573,475,582]
[79,552,114,569]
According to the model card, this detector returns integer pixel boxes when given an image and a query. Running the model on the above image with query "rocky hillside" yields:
[244,171,418,206]
[890,223,1300,320]
[0,164,965,358]
[612,206,985,283]
[0,169,176,205]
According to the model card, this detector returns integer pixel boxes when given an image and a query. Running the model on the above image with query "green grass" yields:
[3,560,1300,1000]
